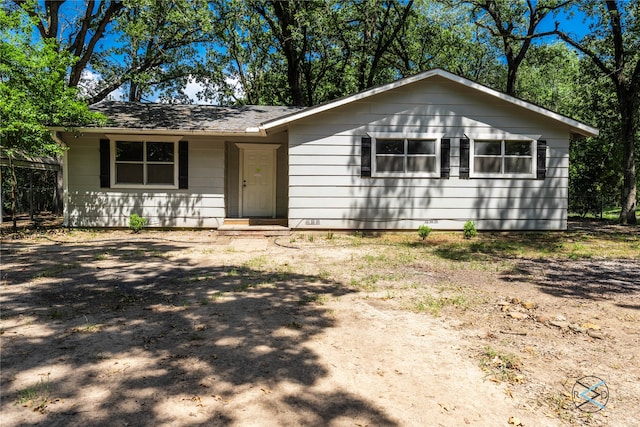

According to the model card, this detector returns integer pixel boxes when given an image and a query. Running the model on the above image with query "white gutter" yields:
[49,126,266,137]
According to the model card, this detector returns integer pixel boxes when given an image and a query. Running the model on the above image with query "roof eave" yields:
[48,126,266,137]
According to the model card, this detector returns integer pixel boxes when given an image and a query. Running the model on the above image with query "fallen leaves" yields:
[508,416,523,426]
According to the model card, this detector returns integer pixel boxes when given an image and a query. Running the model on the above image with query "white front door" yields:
[238,144,279,217]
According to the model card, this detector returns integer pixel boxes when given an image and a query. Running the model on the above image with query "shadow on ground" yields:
[500,258,640,301]
[0,239,397,426]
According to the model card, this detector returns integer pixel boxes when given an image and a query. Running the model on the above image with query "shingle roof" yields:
[90,101,302,132]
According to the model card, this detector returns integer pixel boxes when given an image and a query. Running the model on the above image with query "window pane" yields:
[475,157,501,173]
[376,156,404,172]
[505,157,532,173]
[475,141,501,155]
[505,141,531,156]
[407,156,436,172]
[376,139,404,155]
[147,142,174,162]
[408,139,435,154]
[116,141,143,161]
[147,164,174,184]
[116,163,143,183]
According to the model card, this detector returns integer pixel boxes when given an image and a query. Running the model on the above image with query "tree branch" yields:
[69,1,125,87]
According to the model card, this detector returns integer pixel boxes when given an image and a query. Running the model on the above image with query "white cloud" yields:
[178,75,245,105]
[78,70,245,105]
[77,69,124,102]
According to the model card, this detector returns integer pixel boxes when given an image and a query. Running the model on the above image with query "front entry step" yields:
[223,218,288,226]
[218,218,290,236]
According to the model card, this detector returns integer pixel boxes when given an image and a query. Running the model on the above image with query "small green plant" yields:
[210,291,225,302]
[418,224,432,240]
[463,220,478,239]
[94,251,110,260]
[17,374,50,413]
[285,320,303,329]
[129,214,147,233]
[326,231,334,240]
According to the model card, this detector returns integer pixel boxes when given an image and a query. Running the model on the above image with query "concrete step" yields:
[217,224,290,237]
[223,218,288,227]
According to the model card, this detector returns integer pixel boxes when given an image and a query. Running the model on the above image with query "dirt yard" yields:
[1,223,639,426]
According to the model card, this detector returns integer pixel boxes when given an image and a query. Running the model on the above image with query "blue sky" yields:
[56,1,594,103]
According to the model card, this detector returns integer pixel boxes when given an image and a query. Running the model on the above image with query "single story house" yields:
[51,68,598,231]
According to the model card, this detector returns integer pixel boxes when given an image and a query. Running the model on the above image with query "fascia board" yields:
[48,126,266,137]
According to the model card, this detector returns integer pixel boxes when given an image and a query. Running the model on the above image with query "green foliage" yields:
[1,7,104,227]
[0,9,103,156]
[128,214,147,233]
[417,224,432,240]
[463,221,478,239]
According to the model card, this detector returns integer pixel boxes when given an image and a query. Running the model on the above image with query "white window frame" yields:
[369,132,444,178]
[469,134,538,179]
[107,134,182,189]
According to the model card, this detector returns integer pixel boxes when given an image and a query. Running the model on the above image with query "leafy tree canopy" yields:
[0,7,103,157]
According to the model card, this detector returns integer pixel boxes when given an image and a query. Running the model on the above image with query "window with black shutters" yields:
[471,139,536,178]
[106,135,184,188]
[369,133,443,178]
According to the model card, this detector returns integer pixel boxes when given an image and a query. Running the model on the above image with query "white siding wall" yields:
[288,77,571,230]
[64,133,226,228]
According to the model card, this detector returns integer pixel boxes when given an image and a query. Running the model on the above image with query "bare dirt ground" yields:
[1,222,639,426]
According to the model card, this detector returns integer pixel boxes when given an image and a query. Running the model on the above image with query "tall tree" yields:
[462,0,571,95]
[212,0,417,107]
[0,8,102,228]
[555,0,639,225]
[9,0,216,104]
[249,0,340,107]
[393,0,502,84]
[342,0,415,91]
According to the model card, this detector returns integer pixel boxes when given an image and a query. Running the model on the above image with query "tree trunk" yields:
[505,64,517,96]
[8,154,17,231]
[618,94,637,225]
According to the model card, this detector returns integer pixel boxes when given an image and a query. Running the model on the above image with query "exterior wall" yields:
[64,133,225,227]
[63,132,287,228]
[288,76,571,230]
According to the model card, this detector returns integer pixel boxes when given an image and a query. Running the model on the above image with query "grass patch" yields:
[478,346,524,384]
[412,293,468,316]
[48,308,69,320]
[93,251,110,260]
[244,255,268,269]
[16,374,51,413]
[35,262,81,278]
[285,321,303,329]
[350,274,380,292]
[430,229,639,262]
[210,291,226,302]
[298,293,329,305]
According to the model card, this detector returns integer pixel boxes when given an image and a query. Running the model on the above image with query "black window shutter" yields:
[99,139,110,188]
[440,138,451,178]
[536,140,547,180]
[459,138,470,179]
[361,136,372,177]
[179,140,188,189]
